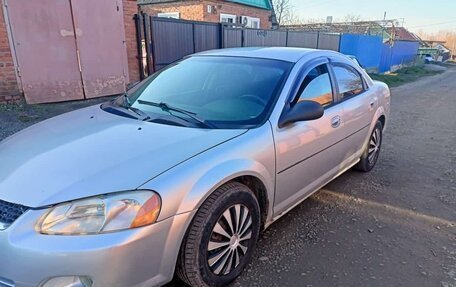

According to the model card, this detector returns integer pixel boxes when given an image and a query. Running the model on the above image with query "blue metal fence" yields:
[339,34,383,71]
[379,41,420,73]
[379,43,393,73]
[340,34,419,73]
[391,41,420,66]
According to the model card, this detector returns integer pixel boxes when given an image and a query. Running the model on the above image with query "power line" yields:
[408,19,456,29]
[293,0,339,11]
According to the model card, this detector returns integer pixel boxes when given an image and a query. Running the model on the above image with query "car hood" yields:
[0,105,246,208]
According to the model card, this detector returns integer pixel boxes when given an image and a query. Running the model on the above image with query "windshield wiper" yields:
[137,100,214,128]
[113,94,151,121]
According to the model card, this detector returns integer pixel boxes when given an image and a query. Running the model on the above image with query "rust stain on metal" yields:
[23,80,84,104]
[85,75,125,98]
[60,29,75,37]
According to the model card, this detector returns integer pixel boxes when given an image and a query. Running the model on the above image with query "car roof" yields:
[195,47,341,63]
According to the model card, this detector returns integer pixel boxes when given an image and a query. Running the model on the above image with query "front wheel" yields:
[355,120,383,172]
[176,182,261,287]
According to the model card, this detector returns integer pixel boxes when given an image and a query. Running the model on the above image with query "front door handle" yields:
[331,115,341,128]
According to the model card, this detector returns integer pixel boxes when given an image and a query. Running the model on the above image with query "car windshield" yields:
[124,56,292,129]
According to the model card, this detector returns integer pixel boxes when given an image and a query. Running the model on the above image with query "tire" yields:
[355,120,383,172]
[176,182,261,287]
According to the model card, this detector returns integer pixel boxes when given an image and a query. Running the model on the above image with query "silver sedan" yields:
[0,47,390,287]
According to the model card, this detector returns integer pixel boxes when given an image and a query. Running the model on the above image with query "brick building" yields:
[139,0,273,29]
[0,2,21,104]
[124,0,141,84]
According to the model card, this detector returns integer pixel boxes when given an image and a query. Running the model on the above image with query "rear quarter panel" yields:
[372,80,391,130]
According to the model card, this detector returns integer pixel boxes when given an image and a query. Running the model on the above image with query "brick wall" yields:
[140,1,204,21]
[0,1,21,104]
[140,0,271,29]
[203,1,271,29]
[123,0,140,83]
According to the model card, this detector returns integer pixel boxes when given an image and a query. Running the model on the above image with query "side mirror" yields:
[126,81,140,91]
[278,100,324,128]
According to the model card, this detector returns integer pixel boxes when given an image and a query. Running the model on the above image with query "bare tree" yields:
[272,0,290,26]
[417,29,456,55]
[271,0,302,26]
[302,14,363,24]
[342,14,363,23]
[304,17,328,24]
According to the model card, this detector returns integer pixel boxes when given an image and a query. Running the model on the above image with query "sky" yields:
[290,0,456,33]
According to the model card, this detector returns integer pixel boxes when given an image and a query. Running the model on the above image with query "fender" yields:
[178,159,274,219]
[140,123,276,222]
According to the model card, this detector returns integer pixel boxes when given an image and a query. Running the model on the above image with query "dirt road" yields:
[229,66,456,287]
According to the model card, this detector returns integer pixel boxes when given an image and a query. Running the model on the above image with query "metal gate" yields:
[136,15,221,77]
[4,0,127,103]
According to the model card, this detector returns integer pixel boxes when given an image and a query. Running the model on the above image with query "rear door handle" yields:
[331,115,341,128]
[369,98,378,109]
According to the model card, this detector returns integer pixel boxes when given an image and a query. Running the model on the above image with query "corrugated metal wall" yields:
[391,41,420,66]
[194,24,221,52]
[151,20,194,70]
[222,29,242,48]
[143,16,343,73]
[287,31,318,48]
[379,43,393,73]
[379,41,420,73]
[339,34,383,71]
[243,29,287,47]
[137,15,420,76]
[317,33,340,51]
[149,18,221,70]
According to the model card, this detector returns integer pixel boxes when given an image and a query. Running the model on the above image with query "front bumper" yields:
[0,209,195,287]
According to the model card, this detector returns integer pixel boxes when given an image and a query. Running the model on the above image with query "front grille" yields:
[0,199,29,227]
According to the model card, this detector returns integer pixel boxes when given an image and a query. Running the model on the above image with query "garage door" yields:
[6,0,84,103]
[5,0,127,103]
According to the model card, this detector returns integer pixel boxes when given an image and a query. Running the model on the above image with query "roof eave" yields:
[225,0,272,10]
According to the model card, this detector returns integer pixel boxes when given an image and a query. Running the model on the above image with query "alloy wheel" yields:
[207,204,252,275]
[368,127,381,165]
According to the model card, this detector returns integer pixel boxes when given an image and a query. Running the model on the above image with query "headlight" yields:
[36,190,161,235]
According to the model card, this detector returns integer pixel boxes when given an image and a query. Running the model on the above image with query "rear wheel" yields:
[355,120,383,172]
[176,182,261,287]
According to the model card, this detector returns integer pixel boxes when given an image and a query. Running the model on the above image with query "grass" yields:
[369,66,442,88]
